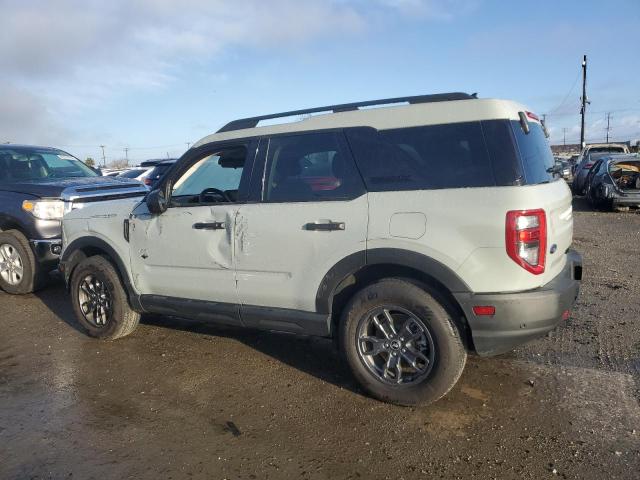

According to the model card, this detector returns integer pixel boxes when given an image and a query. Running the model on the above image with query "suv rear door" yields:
[234,130,368,333]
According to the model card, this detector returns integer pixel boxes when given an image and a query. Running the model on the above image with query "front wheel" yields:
[340,279,467,406]
[0,230,46,294]
[70,256,140,340]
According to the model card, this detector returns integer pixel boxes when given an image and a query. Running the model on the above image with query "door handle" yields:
[304,221,345,231]
[193,222,225,230]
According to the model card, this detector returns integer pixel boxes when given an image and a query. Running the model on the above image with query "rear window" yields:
[345,120,524,191]
[510,121,556,184]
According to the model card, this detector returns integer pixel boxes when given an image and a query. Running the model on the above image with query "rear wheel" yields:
[340,279,467,406]
[70,256,140,340]
[0,230,46,294]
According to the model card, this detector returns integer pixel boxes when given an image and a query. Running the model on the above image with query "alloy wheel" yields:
[356,306,435,385]
[0,243,24,286]
[78,274,112,327]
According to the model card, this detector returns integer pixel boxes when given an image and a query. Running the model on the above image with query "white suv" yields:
[60,93,582,406]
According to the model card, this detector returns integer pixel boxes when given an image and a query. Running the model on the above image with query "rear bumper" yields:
[612,194,640,206]
[454,249,583,356]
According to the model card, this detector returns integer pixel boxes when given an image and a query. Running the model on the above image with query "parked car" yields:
[573,152,616,195]
[554,158,573,183]
[117,167,153,183]
[585,154,640,210]
[60,93,582,406]
[572,143,630,194]
[140,158,177,168]
[0,145,148,294]
[142,159,177,188]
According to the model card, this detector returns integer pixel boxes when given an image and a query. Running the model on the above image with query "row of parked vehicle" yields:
[101,158,177,188]
[559,143,640,211]
[0,93,583,406]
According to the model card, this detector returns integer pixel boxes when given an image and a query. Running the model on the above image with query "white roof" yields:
[193,98,531,148]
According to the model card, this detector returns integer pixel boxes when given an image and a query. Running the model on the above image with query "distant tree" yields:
[84,157,96,168]
[106,159,129,169]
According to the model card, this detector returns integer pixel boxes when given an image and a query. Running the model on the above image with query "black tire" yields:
[70,255,140,340]
[0,229,46,294]
[340,278,467,406]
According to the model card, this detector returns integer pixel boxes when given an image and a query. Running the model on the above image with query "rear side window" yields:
[510,121,556,184]
[346,121,523,191]
[264,131,365,202]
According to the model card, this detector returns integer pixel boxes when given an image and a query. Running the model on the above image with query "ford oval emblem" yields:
[550,244,557,254]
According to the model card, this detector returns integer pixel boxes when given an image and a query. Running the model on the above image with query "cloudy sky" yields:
[1,0,639,164]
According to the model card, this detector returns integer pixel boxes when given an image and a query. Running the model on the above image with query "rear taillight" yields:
[144,178,152,186]
[505,209,547,275]
[583,162,594,169]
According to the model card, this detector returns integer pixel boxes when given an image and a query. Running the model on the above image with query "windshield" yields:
[0,147,97,182]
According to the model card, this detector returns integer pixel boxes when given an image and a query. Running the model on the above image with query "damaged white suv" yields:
[60,93,582,406]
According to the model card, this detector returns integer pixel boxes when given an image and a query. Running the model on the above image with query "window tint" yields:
[171,147,246,204]
[264,132,364,202]
[346,121,523,191]
[510,121,556,184]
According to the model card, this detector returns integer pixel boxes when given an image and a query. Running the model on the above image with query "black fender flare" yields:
[315,248,471,315]
[60,237,143,311]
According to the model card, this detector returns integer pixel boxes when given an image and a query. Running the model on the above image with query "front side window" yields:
[171,146,246,205]
[264,132,364,202]
[0,148,97,182]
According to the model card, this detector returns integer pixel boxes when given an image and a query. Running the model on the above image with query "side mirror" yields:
[146,189,168,214]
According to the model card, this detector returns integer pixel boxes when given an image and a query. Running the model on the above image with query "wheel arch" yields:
[61,237,142,311]
[316,249,474,348]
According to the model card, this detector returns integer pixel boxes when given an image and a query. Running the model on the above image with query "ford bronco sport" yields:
[60,93,582,406]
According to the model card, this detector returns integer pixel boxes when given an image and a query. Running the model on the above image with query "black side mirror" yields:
[146,189,168,214]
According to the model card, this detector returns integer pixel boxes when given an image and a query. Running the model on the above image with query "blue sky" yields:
[2,0,639,164]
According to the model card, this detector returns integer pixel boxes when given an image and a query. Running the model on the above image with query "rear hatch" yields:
[510,114,573,284]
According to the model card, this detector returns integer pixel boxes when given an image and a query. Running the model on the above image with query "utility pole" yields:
[562,128,568,146]
[99,145,106,167]
[579,55,589,149]
[605,113,611,143]
[124,147,129,164]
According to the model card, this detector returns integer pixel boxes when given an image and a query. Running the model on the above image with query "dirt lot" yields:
[1,197,639,479]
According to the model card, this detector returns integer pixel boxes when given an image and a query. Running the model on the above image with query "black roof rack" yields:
[217,92,477,133]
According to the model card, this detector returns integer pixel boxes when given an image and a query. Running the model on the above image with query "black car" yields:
[0,145,148,294]
[585,154,640,210]
[142,159,177,188]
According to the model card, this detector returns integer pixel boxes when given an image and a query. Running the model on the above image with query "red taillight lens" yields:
[583,162,594,169]
[144,178,152,186]
[505,209,547,275]
[472,306,496,316]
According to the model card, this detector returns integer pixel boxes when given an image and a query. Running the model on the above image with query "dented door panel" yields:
[129,201,239,304]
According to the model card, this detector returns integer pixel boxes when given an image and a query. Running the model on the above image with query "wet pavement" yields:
[1,198,639,479]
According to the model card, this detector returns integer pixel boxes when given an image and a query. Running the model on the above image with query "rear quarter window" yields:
[345,120,523,191]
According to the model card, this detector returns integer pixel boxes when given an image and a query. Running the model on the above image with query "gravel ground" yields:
[1,196,639,479]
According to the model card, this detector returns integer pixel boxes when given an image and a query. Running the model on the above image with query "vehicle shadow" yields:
[572,195,592,212]
[34,280,361,396]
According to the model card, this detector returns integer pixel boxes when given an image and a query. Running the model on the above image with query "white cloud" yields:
[0,0,475,146]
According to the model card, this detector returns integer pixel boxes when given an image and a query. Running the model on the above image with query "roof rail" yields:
[217,92,477,133]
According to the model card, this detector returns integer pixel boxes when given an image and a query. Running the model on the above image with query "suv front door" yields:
[235,131,368,334]
[129,142,256,324]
